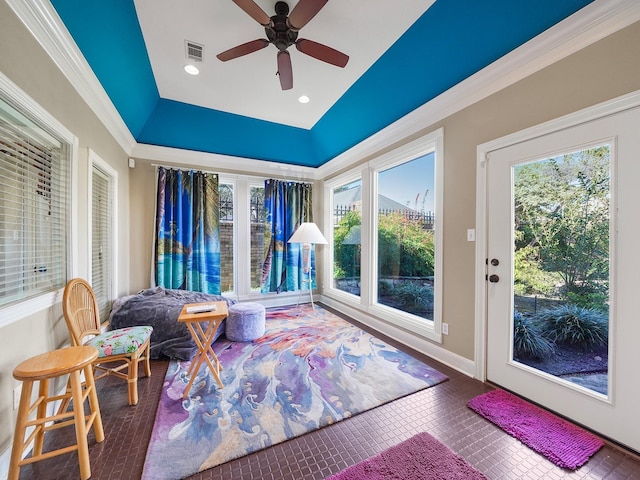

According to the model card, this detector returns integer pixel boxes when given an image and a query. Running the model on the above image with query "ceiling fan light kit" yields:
[218,0,349,90]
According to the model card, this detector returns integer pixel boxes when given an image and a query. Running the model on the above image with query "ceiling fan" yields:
[217,0,349,90]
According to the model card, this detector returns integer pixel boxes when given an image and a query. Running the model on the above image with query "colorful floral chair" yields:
[62,278,153,406]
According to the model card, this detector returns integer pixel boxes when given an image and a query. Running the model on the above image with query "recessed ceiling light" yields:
[298,95,310,104]
[184,64,200,75]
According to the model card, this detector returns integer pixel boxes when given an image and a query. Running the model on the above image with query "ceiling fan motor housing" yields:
[266,1,298,51]
[274,1,289,16]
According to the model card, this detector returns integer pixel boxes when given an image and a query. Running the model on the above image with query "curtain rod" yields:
[150,163,312,184]
[150,163,219,175]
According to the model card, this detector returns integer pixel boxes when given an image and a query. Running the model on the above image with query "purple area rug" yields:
[326,432,487,480]
[142,304,448,480]
[467,389,603,469]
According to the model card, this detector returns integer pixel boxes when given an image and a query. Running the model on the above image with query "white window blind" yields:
[0,95,68,307]
[91,165,113,322]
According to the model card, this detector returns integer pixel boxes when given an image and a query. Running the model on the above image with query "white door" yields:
[486,104,640,452]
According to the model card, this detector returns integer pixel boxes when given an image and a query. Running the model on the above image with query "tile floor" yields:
[11,304,640,479]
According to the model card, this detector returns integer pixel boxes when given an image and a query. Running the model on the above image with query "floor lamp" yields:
[288,222,328,310]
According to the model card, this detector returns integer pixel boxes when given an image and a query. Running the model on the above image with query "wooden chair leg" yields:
[33,379,49,456]
[83,363,104,443]
[70,369,91,480]
[128,357,139,405]
[143,341,152,378]
[8,380,34,480]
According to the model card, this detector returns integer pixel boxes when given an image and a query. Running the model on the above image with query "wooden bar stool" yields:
[9,346,105,480]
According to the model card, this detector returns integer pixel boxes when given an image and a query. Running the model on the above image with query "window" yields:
[215,175,314,300]
[0,79,73,322]
[331,178,362,297]
[217,176,268,298]
[219,183,234,293]
[375,154,435,320]
[324,129,443,341]
[249,184,265,292]
[90,151,116,322]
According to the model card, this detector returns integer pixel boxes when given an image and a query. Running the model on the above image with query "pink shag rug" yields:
[326,432,487,480]
[467,389,603,469]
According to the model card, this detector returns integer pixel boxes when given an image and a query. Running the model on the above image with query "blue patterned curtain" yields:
[261,180,313,293]
[155,167,221,294]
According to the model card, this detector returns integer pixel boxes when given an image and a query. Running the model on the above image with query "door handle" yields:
[489,274,500,283]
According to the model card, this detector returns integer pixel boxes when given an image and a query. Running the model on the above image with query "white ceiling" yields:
[135,0,435,129]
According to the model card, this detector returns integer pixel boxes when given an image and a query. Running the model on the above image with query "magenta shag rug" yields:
[467,389,603,469]
[326,431,487,480]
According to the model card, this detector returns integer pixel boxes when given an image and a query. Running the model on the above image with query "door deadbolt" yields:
[490,259,499,266]
[489,274,500,283]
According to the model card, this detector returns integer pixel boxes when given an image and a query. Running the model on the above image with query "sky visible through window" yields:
[378,152,435,212]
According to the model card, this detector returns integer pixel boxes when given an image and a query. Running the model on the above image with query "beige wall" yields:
[129,161,157,292]
[0,1,131,460]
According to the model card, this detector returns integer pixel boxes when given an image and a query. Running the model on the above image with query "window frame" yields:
[325,172,364,303]
[88,148,118,322]
[217,173,308,303]
[0,71,78,328]
[248,181,266,293]
[323,129,444,342]
[218,180,235,294]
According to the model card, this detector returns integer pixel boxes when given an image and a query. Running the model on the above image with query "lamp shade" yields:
[288,222,328,244]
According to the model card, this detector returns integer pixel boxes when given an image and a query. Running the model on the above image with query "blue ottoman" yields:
[226,302,266,342]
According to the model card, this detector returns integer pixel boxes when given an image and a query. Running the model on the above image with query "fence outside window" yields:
[333,205,434,230]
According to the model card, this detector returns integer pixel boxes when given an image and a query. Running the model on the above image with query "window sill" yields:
[0,290,62,329]
[323,289,441,344]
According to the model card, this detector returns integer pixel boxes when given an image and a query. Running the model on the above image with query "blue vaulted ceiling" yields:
[50,0,594,168]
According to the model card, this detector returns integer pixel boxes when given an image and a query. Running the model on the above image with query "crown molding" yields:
[7,0,137,154]
[130,143,320,181]
[317,0,640,180]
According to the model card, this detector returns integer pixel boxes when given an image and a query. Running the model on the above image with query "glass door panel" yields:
[512,146,610,395]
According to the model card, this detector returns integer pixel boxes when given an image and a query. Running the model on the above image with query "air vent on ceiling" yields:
[185,41,204,62]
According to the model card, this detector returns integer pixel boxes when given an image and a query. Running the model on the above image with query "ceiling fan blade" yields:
[287,0,328,31]
[217,39,269,62]
[295,39,349,68]
[231,0,271,26]
[277,51,293,90]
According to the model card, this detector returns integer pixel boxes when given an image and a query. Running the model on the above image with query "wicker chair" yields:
[62,278,153,406]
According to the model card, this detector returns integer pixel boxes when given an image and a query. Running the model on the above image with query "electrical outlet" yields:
[442,323,449,335]
[13,385,22,410]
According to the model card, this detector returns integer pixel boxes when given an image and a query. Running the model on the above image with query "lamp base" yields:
[296,265,316,311]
